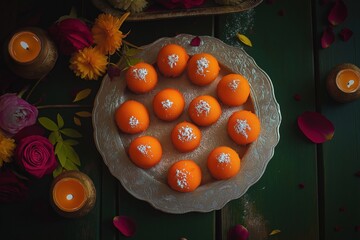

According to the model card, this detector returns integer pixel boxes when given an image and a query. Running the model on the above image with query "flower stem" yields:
[37,104,92,110]
[25,74,46,101]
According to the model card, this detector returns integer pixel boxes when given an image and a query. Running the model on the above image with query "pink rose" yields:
[48,18,93,55]
[15,135,57,178]
[0,93,38,136]
[156,0,204,9]
[0,168,29,203]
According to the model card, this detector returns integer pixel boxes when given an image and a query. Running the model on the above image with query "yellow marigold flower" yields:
[92,12,130,55]
[69,47,108,80]
[0,131,16,167]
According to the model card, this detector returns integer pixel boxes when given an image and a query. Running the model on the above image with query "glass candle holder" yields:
[3,27,58,79]
[326,63,360,102]
[50,170,96,218]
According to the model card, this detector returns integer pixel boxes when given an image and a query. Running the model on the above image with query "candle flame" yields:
[20,41,29,50]
[66,194,74,200]
[347,80,355,88]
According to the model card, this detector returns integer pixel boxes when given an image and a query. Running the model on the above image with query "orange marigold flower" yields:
[0,131,16,167]
[92,12,130,55]
[69,47,108,80]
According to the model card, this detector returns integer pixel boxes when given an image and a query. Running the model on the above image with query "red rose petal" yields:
[339,27,353,41]
[320,0,330,6]
[297,111,335,143]
[321,26,335,49]
[298,183,305,189]
[293,94,302,101]
[190,36,201,46]
[266,0,275,4]
[113,216,136,237]
[278,9,285,16]
[328,0,347,26]
[108,65,121,81]
[228,224,249,240]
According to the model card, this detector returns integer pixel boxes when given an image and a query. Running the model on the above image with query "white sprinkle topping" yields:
[177,126,196,142]
[217,153,231,164]
[129,116,139,128]
[234,119,251,139]
[195,100,211,116]
[161,99,174,110]
[132,68,148,81]
[167,54,179,68]
[137,144,151,156]
[196,57,210,76]
[228,79,241,91]
[175,168,189,189]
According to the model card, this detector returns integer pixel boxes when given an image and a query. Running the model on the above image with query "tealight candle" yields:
[50,170,96,218]
[3,27,58,79]
[326,63,360,102]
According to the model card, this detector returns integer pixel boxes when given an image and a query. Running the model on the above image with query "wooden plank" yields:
[215,0,319,239]
[314,0,360,239]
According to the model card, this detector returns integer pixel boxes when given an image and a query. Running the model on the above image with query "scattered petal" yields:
[75,111,92,117]
[190,36,201,46]
[73,88,92,102]
[278,9,285,16]
[113,216,136,237]
[339,27,353,41]
[297,111,335,143]
[266,0,275,4]
[108,64,121,81]
[74,117,81,126]
[228,224,249,240]
[355,171,360,177]
[328,0,347,26]
[298,183,305,189]
[269,229,281,236]
[355,225,360,232]
[236,33,252,47]
[321,26,335,48]
[293,94,302,101]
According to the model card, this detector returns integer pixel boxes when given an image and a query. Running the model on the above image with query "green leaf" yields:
[49,131,62,145]
[60,128,82,138]
[56,145,67,167]
[126,57,142,67]
[63,159,79,171]
[55,141,64,155]
[75,111,92,118]
[63,139,79,146]
[53,165,63,178]
[73,88,91,102]
[38,117,59,131]
[63,143,81,166]
[57,114,64,129]
[125,47,141,57]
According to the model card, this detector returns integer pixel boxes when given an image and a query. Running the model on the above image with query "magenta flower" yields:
[0,94,38,136]
[15,135,57,178]
[48,18,93,55]
[0,168,29,203]
[156,0,204,9]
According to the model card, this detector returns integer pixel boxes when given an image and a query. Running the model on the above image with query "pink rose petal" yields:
[297,111,335,143]
[190,36,201,46]
[228,224,249,240]
[339,27,353,41]
[113,216,136,237]
[321,26,335,49]
[328,0,347,26]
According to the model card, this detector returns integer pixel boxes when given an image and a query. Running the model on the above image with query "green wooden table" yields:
[1,0,359,239]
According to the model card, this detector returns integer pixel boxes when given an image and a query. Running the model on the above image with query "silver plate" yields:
[93,34,281,214]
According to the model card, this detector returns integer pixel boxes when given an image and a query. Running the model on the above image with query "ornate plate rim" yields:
[93,34,281,214]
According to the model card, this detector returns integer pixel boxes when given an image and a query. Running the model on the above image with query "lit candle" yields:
[8,31,42,63]
[326,63,360,102]
[50,170,96,218]
[4,27,58,79]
